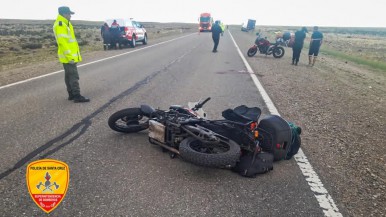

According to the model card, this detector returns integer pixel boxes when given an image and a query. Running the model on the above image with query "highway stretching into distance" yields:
[0,30,343,216]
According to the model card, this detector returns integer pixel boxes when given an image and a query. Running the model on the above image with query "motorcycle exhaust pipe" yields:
[149,138,180,155]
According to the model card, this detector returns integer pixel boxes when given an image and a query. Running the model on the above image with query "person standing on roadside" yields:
[53,6,90,102]
[220,21,225,36]
[292,27,308,66]
[211,20,223,53]
[308,26,324,66]
[111,19,120,29]
[101,22,111,50]
[110,20,121,49]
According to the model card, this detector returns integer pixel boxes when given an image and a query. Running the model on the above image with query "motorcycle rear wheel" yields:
[179,136,240,168]
[108,108,149,133]
[247,47,257,57]
[272,47,285,58]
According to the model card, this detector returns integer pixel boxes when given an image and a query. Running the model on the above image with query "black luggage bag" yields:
[258,115,292,161]
[233,152,274,177]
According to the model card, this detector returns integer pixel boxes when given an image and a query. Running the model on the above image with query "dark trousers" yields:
[292,46,303,63]
[63,63,80,96]
[102,33,111,45]
[212,36,220,51]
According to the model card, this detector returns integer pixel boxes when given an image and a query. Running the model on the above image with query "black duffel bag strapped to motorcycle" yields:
[232,152,274,177]
[222,105,261,124]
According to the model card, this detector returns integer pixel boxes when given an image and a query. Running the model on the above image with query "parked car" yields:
[105,18,147,49]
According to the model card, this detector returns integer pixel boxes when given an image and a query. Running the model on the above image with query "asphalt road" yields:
[1,30,336,216]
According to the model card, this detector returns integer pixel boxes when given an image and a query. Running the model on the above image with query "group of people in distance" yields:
[101,20,121,50]
[211,22,323,67]
[292,26,324,66]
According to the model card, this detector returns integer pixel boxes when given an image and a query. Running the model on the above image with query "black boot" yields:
[291,59,295,65]
[73,95,90,103]
[68,92,74,100]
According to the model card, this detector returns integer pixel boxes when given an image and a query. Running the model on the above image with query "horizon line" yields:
[0,18,386,28]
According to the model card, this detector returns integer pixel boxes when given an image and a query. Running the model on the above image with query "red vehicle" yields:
[105,18,147,49]
[199,13,213,32]
[247,34,285,58]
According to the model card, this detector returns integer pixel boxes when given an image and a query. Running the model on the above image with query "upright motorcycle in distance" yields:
[108,98,264,168]
[247,34,285,58]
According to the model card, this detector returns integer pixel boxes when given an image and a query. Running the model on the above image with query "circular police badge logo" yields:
[26,159,69,213]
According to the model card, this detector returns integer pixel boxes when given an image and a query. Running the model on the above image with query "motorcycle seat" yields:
[222,105,261,123]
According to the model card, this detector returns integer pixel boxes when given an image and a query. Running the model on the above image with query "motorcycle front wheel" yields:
[108,108,149,133]
[179,136,240,168]
[247,47,258,57]
[272,47,285,58]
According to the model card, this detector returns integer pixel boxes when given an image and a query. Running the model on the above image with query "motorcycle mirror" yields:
[190,98,202,111]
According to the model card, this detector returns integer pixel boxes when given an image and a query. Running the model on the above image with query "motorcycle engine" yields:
[148,120,165,143]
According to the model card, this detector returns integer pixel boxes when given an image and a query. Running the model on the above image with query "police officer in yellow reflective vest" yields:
[220,22,225,36]
[53,6,90,103]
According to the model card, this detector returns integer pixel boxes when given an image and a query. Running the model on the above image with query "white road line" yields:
[0,33,196,90]
[228,31,343,217]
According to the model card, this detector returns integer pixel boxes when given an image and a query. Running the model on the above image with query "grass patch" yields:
[320,47,386,72]
[302,43,386,72]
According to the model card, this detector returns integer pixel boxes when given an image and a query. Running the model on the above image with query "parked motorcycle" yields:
[247,34,285,58]
[108,97,263,168]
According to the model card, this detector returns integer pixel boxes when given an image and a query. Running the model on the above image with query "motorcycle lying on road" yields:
[108,98,265,168]
[247,34,285,58]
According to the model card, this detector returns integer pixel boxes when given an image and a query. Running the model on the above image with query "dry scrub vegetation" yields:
[0,19,197,73]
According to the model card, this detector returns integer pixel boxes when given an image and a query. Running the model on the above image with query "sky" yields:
[1,0,386,27]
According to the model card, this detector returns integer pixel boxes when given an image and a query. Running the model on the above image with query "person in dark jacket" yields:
[292,27,308,65]
[110,20,121,49]
[101,23,111,50]
[308,26,324,66]
[211,20,223,53]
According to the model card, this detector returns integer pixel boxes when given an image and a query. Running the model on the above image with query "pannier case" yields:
[258,115,292,161]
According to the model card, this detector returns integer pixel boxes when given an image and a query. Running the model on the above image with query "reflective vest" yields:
[53,15,82,63]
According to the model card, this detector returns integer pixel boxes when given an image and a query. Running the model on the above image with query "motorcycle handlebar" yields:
[193,97,211,111]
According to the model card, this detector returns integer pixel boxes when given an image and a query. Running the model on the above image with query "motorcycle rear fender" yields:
[140,105,155,116]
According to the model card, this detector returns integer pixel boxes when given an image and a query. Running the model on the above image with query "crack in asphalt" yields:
[0,50,192,180]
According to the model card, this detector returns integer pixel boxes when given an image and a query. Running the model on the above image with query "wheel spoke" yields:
[189,138,230,154]
[115,115,148,130]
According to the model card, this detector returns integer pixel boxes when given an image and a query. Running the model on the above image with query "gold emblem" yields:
[26,159,69,213]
